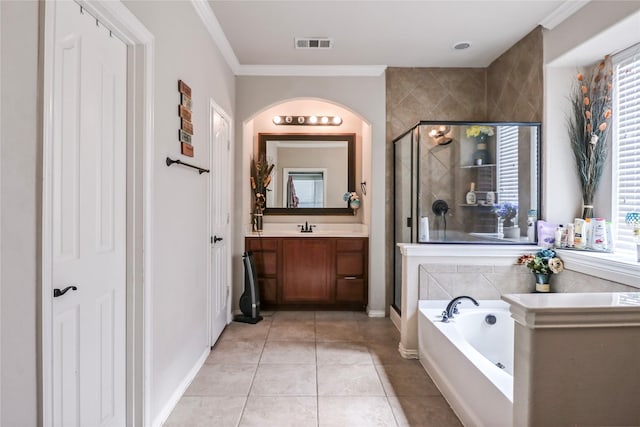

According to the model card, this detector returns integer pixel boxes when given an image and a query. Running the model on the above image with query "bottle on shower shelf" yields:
[466,182,477,205]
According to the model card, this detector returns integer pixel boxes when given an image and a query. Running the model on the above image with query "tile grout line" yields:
[236,317,271,426]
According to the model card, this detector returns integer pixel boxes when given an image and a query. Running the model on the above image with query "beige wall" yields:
[122,1,236,422]
[0,1,40,425]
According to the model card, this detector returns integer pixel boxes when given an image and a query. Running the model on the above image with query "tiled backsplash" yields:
[419,263,636,300]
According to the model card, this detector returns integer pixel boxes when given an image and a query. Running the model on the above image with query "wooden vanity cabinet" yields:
[335,238,367,303]
[245,236,368,310]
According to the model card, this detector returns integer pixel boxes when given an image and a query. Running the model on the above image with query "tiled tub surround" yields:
[396,244,640,358]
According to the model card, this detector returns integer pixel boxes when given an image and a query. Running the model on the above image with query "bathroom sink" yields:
[245,223,368,237]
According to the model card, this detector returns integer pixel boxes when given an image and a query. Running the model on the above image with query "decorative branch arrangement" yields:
[567,56,613,219]
[250,156,275,229]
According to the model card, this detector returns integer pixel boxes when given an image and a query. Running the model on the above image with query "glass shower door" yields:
[393,129,417,313]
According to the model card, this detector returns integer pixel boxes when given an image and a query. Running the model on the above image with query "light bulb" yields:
[308,115,318,124]
[321,116,329,124]
[332,116,342,125]
[272,116,282,124]
[285,116,293,124]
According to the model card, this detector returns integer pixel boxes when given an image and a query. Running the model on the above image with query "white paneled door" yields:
[49,2,127,426]
[210,105,231,345]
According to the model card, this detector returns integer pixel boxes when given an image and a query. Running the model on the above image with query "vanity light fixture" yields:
[272,115,343,126]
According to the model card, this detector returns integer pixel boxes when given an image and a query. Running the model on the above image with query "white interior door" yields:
[210,104,231,344]
[49,2,127,426]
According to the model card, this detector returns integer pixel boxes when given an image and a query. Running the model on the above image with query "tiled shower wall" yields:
[386,27,544,303]
[419,263,636,301]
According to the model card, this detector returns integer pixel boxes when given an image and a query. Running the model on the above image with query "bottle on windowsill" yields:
[466,182,477,205]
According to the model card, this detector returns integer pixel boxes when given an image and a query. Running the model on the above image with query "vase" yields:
[582,200,594,219]
[253,211,263,232]
[503,226,520,239]
[349,199,360,215]
[534,273,551,293]
[497,218,504,238]
[472,135,490,165]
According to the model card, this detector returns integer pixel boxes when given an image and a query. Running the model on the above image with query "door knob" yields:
[213,236,223,243]
[53,285,78,298]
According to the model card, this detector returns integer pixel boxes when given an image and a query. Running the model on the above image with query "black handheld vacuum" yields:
[234,251,263,324]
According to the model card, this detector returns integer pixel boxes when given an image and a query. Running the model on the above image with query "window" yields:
[283,169,326,208]
[496,126,519,205]
[614,44,640,253]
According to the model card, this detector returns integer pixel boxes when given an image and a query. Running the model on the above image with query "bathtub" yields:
[418,300,514,427]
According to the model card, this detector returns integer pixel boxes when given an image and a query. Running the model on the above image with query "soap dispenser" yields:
[466,182,477,205]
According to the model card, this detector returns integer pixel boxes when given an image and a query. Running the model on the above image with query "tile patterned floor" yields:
[165,311,462,427]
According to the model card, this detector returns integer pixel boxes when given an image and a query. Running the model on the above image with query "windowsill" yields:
[556,248,640,289]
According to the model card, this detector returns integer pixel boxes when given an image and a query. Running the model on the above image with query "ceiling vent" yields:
[295,38,333,49]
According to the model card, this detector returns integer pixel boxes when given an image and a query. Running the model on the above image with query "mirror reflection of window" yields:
[283,168,327,208]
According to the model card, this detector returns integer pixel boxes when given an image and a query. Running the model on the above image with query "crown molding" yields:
[236,64,387,77]
[190,0,386,77]
[190,0,240,74]
[538,0,591,30]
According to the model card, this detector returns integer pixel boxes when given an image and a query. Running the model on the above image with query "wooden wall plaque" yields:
[178,80,194,157]
[181,142,194,157]
[181,119,193,135]
[178,105,192,122]
[178,80,192,97]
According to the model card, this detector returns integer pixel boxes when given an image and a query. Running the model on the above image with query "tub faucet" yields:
[441,295,479,322]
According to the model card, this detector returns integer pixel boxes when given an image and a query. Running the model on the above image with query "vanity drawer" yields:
[336,238,365,252]
[336,278,365,302]
[246,237,278,251]
[336,253,364,276]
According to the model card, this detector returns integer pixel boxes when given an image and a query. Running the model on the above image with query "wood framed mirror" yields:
[258,133,356,215]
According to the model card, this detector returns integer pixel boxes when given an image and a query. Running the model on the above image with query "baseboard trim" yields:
[389,307,401,332]
[151,347,210,427]
[367,309,386,318]
[398,342,419,359]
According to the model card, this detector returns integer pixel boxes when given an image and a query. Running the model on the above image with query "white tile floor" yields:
[164,311,462,427]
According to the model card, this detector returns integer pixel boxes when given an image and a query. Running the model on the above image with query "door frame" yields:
[41,1,154,426]
[207,99,234,346]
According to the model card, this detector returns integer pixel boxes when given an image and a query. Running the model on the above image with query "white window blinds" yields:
[497,126,519,204]
[614,46,640,253]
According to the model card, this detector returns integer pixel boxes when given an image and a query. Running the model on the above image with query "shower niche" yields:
[393,121,541,310]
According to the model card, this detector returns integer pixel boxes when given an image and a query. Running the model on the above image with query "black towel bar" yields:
[166,157,210,174]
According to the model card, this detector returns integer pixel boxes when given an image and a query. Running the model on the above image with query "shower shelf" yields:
[460,163,497,169]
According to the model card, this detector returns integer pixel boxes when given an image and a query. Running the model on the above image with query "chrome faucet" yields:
[298,221,315,233]
[441,295,479,322]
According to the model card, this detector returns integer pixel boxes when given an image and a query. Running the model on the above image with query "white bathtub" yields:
[418,300,514,427]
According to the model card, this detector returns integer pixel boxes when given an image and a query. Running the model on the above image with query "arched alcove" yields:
[241,98,373,227]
